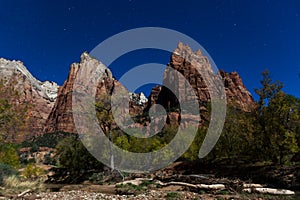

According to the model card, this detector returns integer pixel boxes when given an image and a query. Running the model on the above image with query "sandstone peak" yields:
[44,51,115,134]
[80,51,94,62]
[148,43,255,115]
[0,57,59,101]
[175,42,203,57]
[0,57,60,141]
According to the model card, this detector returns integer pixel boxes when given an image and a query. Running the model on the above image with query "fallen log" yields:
[17,189,31,197]
[116,178,153,186]
[243,187,295,195]
[162,181,198,189]
[116,177,295,196]
[243,183,264,188]
[197,184,226,190]
[154,180,225,190]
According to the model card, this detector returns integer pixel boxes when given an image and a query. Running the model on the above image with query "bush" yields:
[0,143,20,169]
[21,132,73,149]
[4,175,43,192]
[0,163,18,185]
[22,163,45,179]
[55,135,103,175]
[166,192,180,199]
[43,152,56,165]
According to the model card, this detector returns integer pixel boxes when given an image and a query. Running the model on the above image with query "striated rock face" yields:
[0,58,59,141]
[44,52,139,134]
[45,44,254,135]
[43,60,79,134]
[0,44,255,140]
[219,70,254,112]
[44,52,112,133]
[148,42,254,113]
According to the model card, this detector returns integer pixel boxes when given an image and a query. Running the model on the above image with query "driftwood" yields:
[197,184,226,190]
[243,183,263,188]
[243,187,295,195]
[155,180,225,190]
[17,189,31,197]
[116,177,295,196]
[116,178,153,186]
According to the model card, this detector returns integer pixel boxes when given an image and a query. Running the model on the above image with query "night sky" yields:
[0,0,299,99]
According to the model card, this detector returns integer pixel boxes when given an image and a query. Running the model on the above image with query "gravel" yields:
[22,190,209,200]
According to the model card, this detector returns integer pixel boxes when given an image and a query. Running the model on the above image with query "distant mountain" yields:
[0,58,59,141]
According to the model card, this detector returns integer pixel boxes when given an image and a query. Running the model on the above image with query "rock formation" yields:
[147,42,254,113]
[145,42,254,127]
[44,52,144,134]
[0,58,58,141]
[0,43,255,139]
[44,52,113,133]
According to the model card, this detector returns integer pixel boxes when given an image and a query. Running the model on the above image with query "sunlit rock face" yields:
[44,52,145,134]
[0,58,59,141]
[146,42,255,126]
[0,43,255,141]
[44,52,112,134]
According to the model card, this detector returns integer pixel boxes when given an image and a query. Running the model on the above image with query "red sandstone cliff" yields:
[147,42,255,113]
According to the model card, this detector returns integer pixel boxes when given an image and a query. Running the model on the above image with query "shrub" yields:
[0,163,18,185]
[0,143,20,169]
[55,135,103,175]
[166,192,180,199]
[4,175,43,192]
[22,163,45,179]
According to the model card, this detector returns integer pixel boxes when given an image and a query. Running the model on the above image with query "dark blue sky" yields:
[0,0,299,99]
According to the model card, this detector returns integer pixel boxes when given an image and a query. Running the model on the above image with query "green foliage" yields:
[116,180,156,195]
[55,135,103,174]
[43,151,56,165]
[211,106,256,163]
[262,92,299,163]
[0,79,29,141]
[253,70,300,164]
[22,132,73,149]
[22,163,45,179]
[0,143,20,169]
[52,69,300,176]
[166,192,180,199]
[254,69,283,110]
[95,94,113,135]
[3,175,43,193]
[187,70,300,165]
[182,128,206,161]
[0,163,18,186]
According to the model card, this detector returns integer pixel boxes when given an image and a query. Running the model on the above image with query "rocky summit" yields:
[148,42,254,113]
[44,52,117,134]
[0,58,58,141]
[147,42,255,127]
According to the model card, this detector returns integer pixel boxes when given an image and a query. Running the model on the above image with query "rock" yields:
[0,58,59,142]
[44,52,145,134]
[148,42,254,113]
[44,52,115,133]
[146,42,255,127]
[0,43,256,139]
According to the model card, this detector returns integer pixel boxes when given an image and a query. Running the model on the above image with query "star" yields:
[68,6,75,11]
